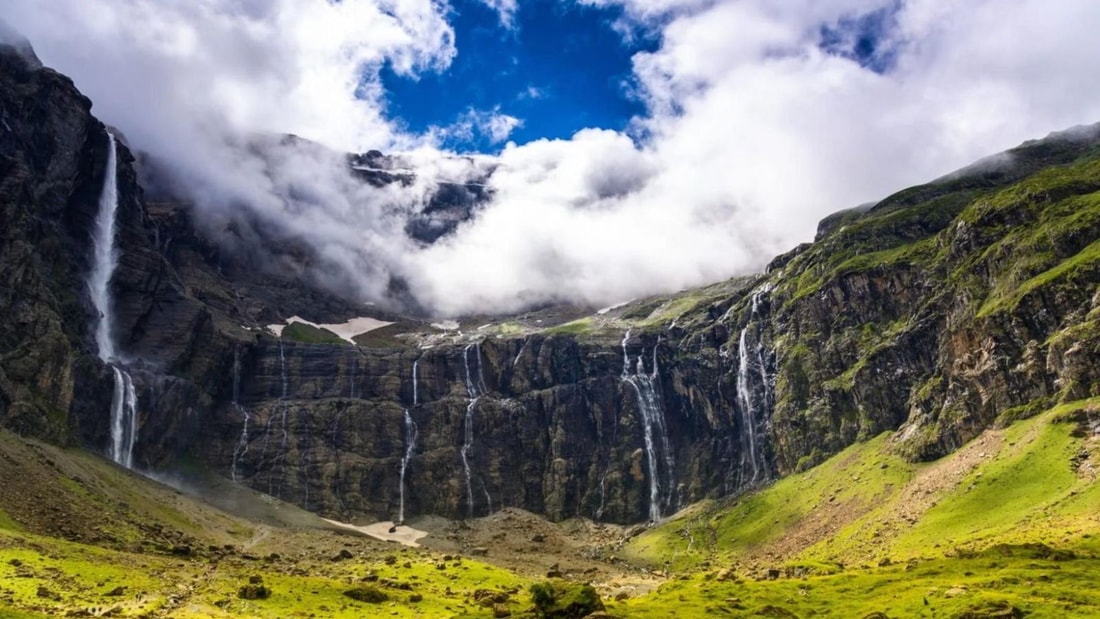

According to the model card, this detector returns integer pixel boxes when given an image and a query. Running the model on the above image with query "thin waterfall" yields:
[89,135,120,361]
[621,330,675,523]
[268,339,290,495]
[231,347,251,482]
[348,353,358,400]
[399,359,421,524]
[460,343,483,518]
[734,284,774,488]
[398,408,418,524]
[87,133,138,468]
[736,329,761,485]
[108,367,137,469]
[277,339,290,495]
[512,337,529,367]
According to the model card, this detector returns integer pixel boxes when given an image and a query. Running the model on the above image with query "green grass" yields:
[891,406,1094,556]
[623,434,911,571]
[617,553,1100,618]
[638,295,707,327]
[544,317,595,336]
[616,399,1100,618]
[978,237,1100,317]
[0,529,536,619]
[626,399,1100,571]
[281,322,346,345]
[352,322,422,347]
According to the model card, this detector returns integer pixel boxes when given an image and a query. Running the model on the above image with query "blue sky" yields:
[381,0,660,151]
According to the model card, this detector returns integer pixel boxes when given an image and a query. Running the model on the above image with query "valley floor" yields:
[1,398,1098,618]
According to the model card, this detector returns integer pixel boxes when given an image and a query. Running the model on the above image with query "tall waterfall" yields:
[735,284,774,488]
[272,338,290,495]
[460,343,485,518]
[398,359,421,523]
[230,347,251,483]
[398,409,418,524]
[621,330,675,523]
[87,133,137,469]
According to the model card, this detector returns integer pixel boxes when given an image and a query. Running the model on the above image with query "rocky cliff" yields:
[1,44,1098,525]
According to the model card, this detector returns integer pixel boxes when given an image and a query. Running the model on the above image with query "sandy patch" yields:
[322,518,429,547]
[267,315,393,344]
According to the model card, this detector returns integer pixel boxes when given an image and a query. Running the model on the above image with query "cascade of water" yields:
[88,134,139,469]
[460,343,483,518]
[398,407,419,524]
[108,367,138,469]
[620,331,674,523]
[736,329,760,485]
[734,285,774,488]
[595,466,610,521]
[89,135,119,362]
[269,339,290,495]
[512,337,529,367]
[348,353,357,400]
[399,360,420,524]
[231,348,251,483]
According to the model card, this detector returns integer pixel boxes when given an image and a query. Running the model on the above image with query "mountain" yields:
[0,38,1098,619]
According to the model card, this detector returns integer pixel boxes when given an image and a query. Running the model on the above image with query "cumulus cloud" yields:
[6,0,1100,317]
[431,107,524,145]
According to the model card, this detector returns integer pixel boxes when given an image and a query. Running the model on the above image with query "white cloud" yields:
[432,107,523,145]
[6,0,1100,317]
[476,0,520,28]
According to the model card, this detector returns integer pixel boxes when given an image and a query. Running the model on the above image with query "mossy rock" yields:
[344,585,389,604]
[529,580,603,618]
[238,584,271,600]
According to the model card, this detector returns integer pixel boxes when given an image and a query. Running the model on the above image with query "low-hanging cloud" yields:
[6,0,1100,317]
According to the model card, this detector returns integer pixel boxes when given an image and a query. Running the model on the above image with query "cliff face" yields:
[0,46,123,443]
[2,45,1098,525]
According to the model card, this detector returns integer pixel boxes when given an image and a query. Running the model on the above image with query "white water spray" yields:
[268,339,290,495]
[398,360,421,524]
[398,408,418,523]
[460,343,484,518]
[108,366,137,469]
[734,284,774,488]
[231,348,252,482]
[88,133,138,468]
[621,330,674,523]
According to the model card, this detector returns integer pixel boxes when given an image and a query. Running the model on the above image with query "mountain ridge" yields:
[1,41,1098,525]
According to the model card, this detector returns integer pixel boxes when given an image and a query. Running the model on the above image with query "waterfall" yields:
[399,359,421,524]
[108,367,137,469]
[734,285,774,488]
[460,343,484,519]
[398,408,418,524]
[230,347,251,483]
[621,330,675,523]
[87,133,138,469]
[348,353,358,400]
[512,337,529,367]
[268,339,290,495]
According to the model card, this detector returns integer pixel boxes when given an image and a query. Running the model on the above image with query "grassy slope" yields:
[619,399,1100,617]
[0,433,537,619]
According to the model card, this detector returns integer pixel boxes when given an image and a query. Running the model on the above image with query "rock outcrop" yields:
[1,43,1098,525]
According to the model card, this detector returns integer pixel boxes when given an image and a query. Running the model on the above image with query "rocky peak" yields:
[1,43,1098,526]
